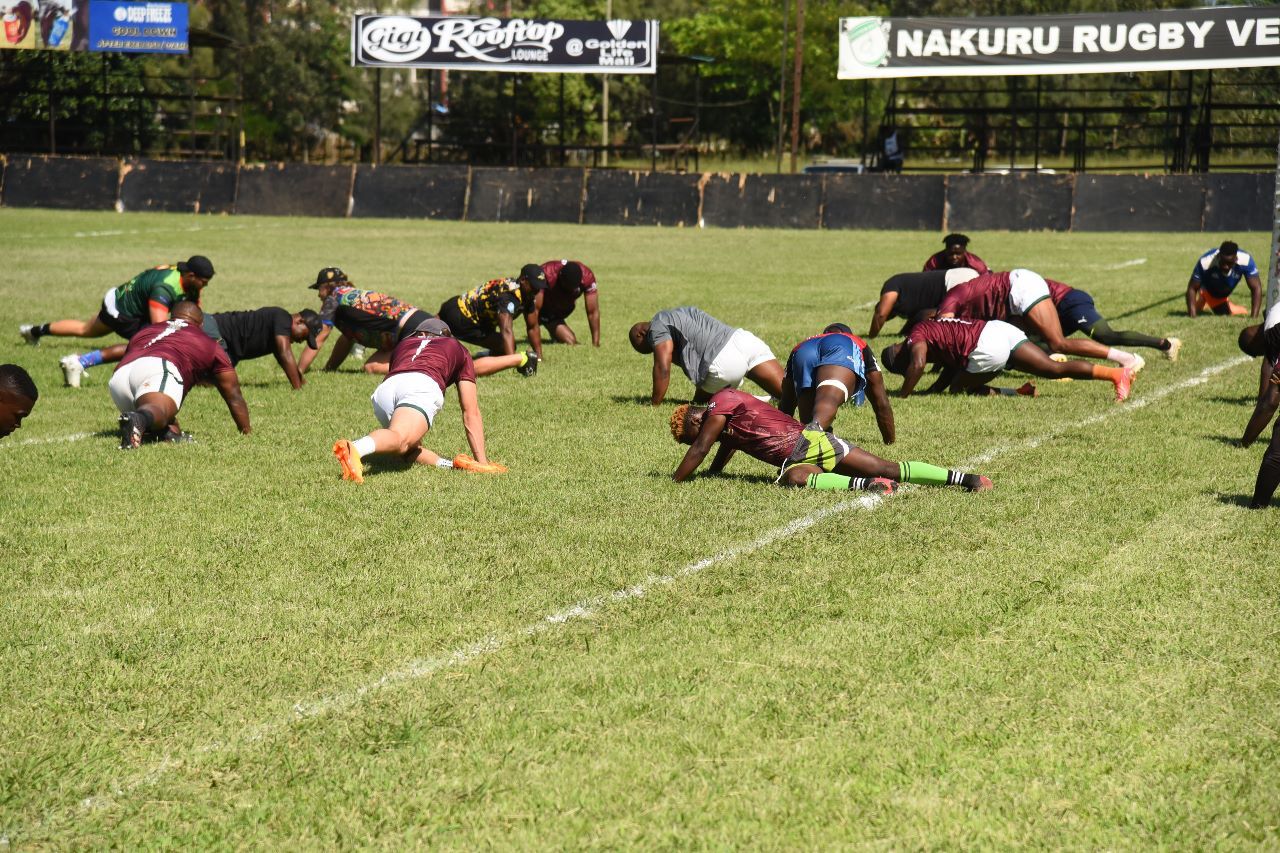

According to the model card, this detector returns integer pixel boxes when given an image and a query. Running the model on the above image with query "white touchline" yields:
[1105,258,1147,270]
[0,432,93,450]
[22,354,1253,831]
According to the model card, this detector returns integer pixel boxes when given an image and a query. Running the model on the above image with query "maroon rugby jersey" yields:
[936,272,1014,321]
[923,250,989,275]
[387,334,477,388]
[118,319,234,383]
[540,260,597,317]
[1046,278,1073,305]
[706,388,801,467]
[904,318,987,370]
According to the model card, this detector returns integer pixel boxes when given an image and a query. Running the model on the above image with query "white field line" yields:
[853,299,879,310]
[1106,258,1147,270]
[1,432,93,449]
[14,354,1250,835]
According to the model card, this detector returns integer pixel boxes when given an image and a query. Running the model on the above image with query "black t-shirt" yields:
[204,307,291,365]
[881,271,949,319]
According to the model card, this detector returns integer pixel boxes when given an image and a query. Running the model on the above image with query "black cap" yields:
[414,317,453,337]
[178,255,215,279]
[311,267,347,290]
[519,263,548,290]
[942,233,970,248]
[297,308,323,349]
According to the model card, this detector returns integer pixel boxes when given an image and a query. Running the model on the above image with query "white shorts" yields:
[108,356,185,412]
[699,329,776,393]
[966,320,1030,374]
[944,268,979,289]
[102,286,121,319]
[1007,269,1051,316]
[371,372,445,428]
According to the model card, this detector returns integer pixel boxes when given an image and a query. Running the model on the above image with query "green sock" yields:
[805,473,870,491]
[898,461,978,489]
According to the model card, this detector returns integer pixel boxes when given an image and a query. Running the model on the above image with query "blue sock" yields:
[80,350,104,368]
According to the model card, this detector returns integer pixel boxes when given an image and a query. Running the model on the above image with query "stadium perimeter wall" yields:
[0,155,1273,232]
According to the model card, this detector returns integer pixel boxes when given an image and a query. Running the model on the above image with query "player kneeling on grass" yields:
[779,323,896,465]
[112,302,251,449]
[1237,304,1280,508]
[333,318,506,483]
[881,317,1135,402]
[0,364,38,440]
[669,388,990,493]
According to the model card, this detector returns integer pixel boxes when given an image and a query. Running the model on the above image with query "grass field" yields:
[2,209,1278,847]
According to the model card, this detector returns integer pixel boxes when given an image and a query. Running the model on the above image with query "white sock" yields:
[352,436,376,457]
[1107,348,1137,367]
[435,457,454,469]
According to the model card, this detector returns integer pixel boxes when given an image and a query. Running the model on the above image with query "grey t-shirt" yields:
[648,306,736,386]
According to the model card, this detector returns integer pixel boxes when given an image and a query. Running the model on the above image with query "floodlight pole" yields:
[788,0,805,174]
[601,0,611,167]
[1268,127,1280,314]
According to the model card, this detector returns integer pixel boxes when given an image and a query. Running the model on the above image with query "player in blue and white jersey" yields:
[1186,240,1262,318]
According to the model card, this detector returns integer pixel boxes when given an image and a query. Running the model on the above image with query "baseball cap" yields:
[179,255,215,279]
[310,267,348,289]
[414,317,453,337]
[297,308,322,349]
[519,263,548,290]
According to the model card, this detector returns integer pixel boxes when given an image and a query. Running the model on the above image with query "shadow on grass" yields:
[1214,492,1260,508]
[1208,396,1255,406]
[1202,434,1242,447]
[642,470,778,485]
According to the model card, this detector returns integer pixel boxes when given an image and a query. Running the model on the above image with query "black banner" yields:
[352,16,657,74]
[839,6,1280,79]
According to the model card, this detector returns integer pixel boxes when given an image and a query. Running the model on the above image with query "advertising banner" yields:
[839,6,1280,79]
[1,0,87,50]
[87,0,187,53]
[352,16,658,74]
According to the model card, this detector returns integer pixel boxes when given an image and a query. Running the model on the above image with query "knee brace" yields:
[816,378,850,404]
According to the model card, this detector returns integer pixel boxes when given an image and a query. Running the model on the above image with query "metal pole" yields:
[601,0,611,167]
[651,70,658,172]
[511,73,518,167]
[427,71,434,163]
[861,78,869,169]
[694,63,701,172]
[1009,76,1017,171]
[373,67,382,165]
[788,0,805,174]
[1032,75,1041,172]
[1268,128,1280,314]
[559,73,566,167]
[776,0,788,173]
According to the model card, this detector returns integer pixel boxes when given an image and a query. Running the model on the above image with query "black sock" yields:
[958,472,983,490]
[36,323,51,338]
[1158,339,1171,351]
[135,409,156,432]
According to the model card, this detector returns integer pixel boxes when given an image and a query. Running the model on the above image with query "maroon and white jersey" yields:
[706,388,801,467]
[923,250,989,275]
[904,318,987,371]
[387,335,477,389]
[118,319,234,383]
[936,272,1015,321]
[540,259,597,317]
[1046,278,1073,305]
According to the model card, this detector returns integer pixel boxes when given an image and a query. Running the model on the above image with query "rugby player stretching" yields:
[1238,304,1280,508]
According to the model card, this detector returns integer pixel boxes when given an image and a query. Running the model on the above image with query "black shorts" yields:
[437,300,495,346]
[396,309,435,342]
[540,303,576,329]
[97,302,145,339]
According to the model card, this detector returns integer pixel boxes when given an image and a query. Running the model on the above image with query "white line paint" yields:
[1106,258,1147,270]
[19,354,1252,833]
[853,299,879,310]
[1,432,93,449]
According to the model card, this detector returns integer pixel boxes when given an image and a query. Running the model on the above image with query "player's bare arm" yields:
[898,340,930,398]
[706,442,737,474]
[777,377,798,419]
[148,301,171,324]
[299,326,331,372]
[457,379,489,464]
[1242,367,1280,447]
[673,412,728,481]
[1246,274,1263,317]
[213,369,252,435]
[651,339,674,406]
[868,292,898,338]
[1185,277,1200,317]
[864,369,896,444]
[585,290,601,347]
[498,312,516,356]
[323,333,355,371]
[525,291,545,360]
[273,334,305,390]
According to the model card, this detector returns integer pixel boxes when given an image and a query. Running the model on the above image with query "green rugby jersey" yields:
[114,265,186,319]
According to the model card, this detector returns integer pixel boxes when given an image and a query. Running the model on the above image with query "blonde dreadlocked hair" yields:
[669,405,691,442]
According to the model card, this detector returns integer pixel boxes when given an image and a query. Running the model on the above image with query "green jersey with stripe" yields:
[114,266,186,320]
